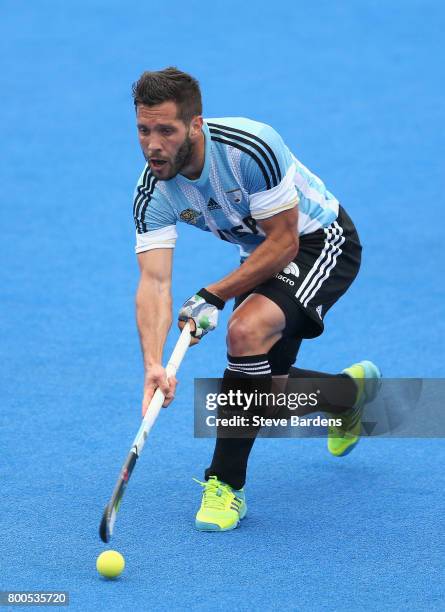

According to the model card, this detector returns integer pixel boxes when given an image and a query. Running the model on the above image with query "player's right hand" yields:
[142,364,178,416]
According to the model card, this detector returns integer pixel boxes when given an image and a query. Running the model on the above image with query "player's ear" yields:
[189,115,203,138]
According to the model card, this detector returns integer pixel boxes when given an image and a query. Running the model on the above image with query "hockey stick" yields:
[99,323,192,542]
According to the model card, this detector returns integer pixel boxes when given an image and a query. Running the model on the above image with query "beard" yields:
[148,132,194,181]
[170,133,193,178]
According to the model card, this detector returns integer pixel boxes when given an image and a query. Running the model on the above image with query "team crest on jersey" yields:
[225,189,243,204]
[180,208,202,224]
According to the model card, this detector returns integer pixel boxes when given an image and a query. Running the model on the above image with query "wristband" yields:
[197,288,225,310]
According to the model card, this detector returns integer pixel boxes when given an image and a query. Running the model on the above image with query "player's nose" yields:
[147,144,163,158]
[146,134,162,151]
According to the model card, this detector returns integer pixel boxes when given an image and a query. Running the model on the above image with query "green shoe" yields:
[328,360,382,457]
[194,476,247,531]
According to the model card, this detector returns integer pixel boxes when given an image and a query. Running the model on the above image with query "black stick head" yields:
[99,506,111,543]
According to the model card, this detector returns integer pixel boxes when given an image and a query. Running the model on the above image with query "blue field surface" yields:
[1,1,444,610]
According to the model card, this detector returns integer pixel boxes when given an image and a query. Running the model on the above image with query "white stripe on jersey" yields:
[291,155,336,208]
[209,155,245,228]
[297,209,324,235]
[225,146,247,198]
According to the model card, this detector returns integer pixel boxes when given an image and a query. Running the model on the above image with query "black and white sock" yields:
[287,366,357,414]
[205,354,272,490]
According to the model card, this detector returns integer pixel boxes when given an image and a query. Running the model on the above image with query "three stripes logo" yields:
[295,222,345,308]
[133,168,158,233]
[230,496,242,513]
[208,122,282,191]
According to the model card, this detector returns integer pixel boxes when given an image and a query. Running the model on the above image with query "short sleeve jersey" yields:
[133,118,339,260]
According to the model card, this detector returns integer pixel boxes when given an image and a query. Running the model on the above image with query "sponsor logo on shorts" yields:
[283,262,300,277]
[276,273,295,286]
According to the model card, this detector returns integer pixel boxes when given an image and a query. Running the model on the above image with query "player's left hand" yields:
[178,288,225,340]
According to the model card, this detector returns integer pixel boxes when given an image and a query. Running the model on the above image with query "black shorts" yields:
[234,205,362,341]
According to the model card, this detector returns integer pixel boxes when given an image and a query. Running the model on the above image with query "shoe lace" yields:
[193,477,233,511]
[330,403,363,433]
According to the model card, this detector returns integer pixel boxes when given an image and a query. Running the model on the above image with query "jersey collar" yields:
[175,121,211,187]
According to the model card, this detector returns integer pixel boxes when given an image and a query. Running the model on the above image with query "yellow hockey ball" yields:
[96,550,125,579]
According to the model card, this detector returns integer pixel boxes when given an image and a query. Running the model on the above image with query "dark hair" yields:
[132,67,202,123]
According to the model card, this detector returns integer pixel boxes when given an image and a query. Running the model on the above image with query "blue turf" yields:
[1,1,444,610]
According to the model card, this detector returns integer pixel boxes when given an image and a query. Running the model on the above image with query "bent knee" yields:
[227,315,281,355]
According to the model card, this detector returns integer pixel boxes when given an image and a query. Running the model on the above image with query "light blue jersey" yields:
[133,118,339,260]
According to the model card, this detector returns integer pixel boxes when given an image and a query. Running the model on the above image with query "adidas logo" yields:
[283,262,300,278]
[315,305,323,319]
[207,198,222,211]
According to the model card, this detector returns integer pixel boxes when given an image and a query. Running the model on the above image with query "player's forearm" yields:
[136,283,172,369]
[207,235,299,302]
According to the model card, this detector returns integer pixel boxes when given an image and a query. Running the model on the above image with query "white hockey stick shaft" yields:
[132,322,192,455]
